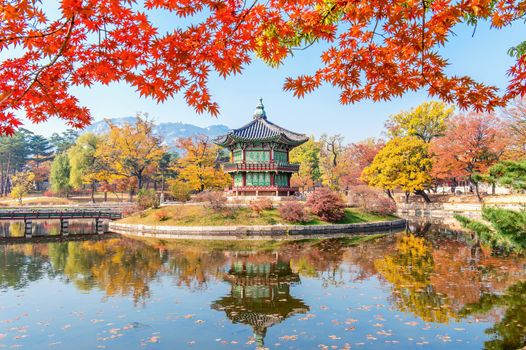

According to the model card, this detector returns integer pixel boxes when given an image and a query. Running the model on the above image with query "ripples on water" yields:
[0,229,525,350]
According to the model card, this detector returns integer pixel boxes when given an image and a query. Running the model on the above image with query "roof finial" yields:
[253,97,267,120]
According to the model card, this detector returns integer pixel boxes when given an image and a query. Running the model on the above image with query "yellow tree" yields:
[95,115,165,197]
[361,137,433,202]
[386,101,454,142]
[10,171,35,204]
[174,135,229,192]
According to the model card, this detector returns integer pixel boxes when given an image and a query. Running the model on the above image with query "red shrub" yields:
[249,198,273,215]
[306,187,345,222]
[154,210,171,221]
[348,185,396,216]
[279,202,308,223]
[194,190,227,212]
[43,190,54,197]
[121,205,140,217]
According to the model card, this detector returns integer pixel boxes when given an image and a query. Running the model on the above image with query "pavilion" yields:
[213,99,309,197]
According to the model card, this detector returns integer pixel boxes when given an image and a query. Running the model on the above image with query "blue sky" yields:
[20,14,525,143]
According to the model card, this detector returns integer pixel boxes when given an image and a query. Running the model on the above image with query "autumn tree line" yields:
[0,115,229,203]
[2,97,526,205]
[291,98,526,203]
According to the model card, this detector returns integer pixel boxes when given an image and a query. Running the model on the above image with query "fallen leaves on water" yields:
[279,335,298,341]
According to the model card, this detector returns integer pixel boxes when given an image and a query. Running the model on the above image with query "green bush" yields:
[456,207,526,253]
[136,189,159,210]
[169,180,193,202]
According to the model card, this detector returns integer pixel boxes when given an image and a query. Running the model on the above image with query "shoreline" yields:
[109,218,407,240]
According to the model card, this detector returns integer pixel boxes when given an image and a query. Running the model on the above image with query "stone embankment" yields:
[397,194,526,227]
[109,219,406,240]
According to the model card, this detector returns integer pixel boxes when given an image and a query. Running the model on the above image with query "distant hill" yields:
[85,117,230,150]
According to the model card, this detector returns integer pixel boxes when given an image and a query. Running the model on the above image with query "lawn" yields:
[118,204,397,227]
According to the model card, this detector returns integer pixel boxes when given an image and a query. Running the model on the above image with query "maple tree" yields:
[2,0,525,136]
[430,113,509,199]
[338,138,384,189]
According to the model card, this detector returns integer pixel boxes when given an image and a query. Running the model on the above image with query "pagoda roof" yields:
[213,99,309,147]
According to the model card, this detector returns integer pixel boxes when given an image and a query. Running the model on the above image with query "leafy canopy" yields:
[385,101,454,142]
[361,136,433,194]
[1,0,526,135]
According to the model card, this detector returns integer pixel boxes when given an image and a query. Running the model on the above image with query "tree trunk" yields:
[405,192,410,203]
[385,189,395,201]
[414,189,431,203]
[90,182,96,203]
[474,182,482,202]
[104,191,108,202]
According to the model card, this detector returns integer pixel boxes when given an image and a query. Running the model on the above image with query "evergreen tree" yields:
[50,130,79,154]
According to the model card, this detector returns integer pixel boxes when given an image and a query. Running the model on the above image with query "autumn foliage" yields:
[306,187,345,222]
[249,197,273,215]
[1,0,526,135]
[279,201,308,223]
[430,113,509,183]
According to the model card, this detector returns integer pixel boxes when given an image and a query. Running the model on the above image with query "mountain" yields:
[84,117,230,149]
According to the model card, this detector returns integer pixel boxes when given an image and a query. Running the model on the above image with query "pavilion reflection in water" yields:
[212,252,309,348]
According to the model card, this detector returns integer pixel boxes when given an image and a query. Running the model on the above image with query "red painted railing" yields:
[230,186,298,192]
[223,162,300,172]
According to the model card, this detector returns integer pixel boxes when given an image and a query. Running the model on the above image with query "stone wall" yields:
[109,219,407,240]
[397,194,526,228]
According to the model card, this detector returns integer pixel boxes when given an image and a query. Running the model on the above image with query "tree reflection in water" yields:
[212,252,309,348]
[1,232,526,349]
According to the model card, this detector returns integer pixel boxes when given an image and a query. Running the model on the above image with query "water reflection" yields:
[0,231,526,349]
[212,253,308,348]
[0,219,104,237]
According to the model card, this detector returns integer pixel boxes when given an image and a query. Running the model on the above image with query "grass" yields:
[0,196,73,206]
[118,204,397,227]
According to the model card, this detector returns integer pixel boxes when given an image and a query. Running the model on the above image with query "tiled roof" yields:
[214,99,309,147]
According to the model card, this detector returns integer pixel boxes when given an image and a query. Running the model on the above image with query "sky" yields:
[17,10,525,143]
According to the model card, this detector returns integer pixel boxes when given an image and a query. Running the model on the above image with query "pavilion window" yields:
[246,150,270,163]
[274,151,287,164]
[234,173,243,187]
[275,173,288,187]
[233,150,243,163]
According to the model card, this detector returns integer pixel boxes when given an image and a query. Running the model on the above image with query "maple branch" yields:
[34,79,61,117]
[230,0,258,35]
[292,3,338,51]
[0,19,70,44]
[4,15,76,107]
[368,17,380,52]
[418,0,448,99]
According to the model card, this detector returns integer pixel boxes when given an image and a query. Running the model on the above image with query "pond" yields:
[1,229,525,350]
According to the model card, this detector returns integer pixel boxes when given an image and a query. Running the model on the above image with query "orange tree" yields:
[1,0,525,135]
[430,113,510,199]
